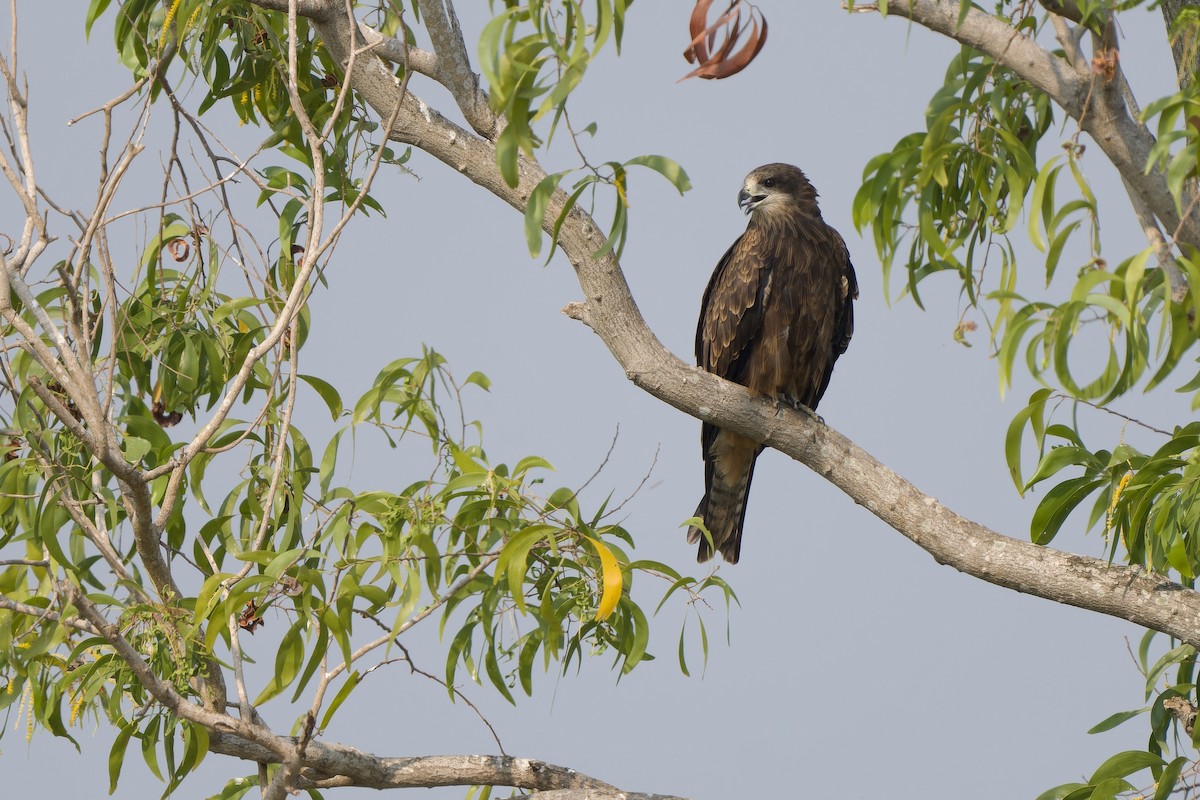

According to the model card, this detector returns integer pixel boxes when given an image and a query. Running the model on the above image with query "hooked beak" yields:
[737,188,760,215]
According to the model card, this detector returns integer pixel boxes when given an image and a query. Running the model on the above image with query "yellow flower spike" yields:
[614,175,630,209]
[69,693,83,726]
[182,4,202,35]
[158,0,182,51]
[581,534,622,622]
[23,682,32,741]
[1107,469,1133,539]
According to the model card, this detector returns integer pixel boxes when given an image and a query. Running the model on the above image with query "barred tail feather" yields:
[687,432,759,563]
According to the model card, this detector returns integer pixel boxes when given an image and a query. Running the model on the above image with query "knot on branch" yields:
[562,301,593,329]
[1164,695,1198,736]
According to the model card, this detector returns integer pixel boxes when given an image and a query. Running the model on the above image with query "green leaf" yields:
[1030,476,1103,545]
[1088,750,1164,783]
[524,171,566,258]
[497,524,556,614]
[1154,756,1189,800]
[484,646,516,705]
[319,672,361,730]
[1006,388,1054,492]
[318,429,342,498]
[464,370,492,391]
[1088,776,1133,800]
[140,715,163,780]
[121,436,152,464]
[255,620,306,705]
[85,0,113,39]
[299,374,343,420]
[1035,784,1086,800]
[1086,707,1147,734]
[677,619,690,677]
[625,155,692,194]
[496,125,521,189]
[108,719,137,794]
[1026,446,1095,490]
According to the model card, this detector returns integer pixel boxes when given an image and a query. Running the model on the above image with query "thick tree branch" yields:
[277,0,1200,649]
[416,0,499,138]
[235,0,335,20]
[1160,0,1200,86]
[357,27,439,78]
[205,733,686,798]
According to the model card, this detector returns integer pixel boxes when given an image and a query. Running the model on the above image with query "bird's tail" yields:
[687,435,759,564]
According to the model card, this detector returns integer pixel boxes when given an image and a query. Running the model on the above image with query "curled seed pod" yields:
[682,0,768,81]
[167,238,190,262]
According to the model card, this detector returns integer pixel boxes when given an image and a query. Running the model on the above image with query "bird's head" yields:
[737,163,819,218]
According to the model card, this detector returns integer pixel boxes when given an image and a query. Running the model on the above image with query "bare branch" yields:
[0,592,100,635]
[204,734,676,797]
[358,26,439,78]
[234,0,336,20]
[1038,0,1085,25]
[1049,12,1087,70]
[416,0,499,138]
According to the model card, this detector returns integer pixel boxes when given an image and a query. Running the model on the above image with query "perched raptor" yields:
[687,163,858,563]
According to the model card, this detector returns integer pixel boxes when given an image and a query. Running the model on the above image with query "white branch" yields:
[416,0,499,138]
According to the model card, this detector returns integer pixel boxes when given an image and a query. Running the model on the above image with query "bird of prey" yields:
[687,163,858,563]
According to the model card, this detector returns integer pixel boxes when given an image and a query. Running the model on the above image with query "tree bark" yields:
[1160,0,1200,87]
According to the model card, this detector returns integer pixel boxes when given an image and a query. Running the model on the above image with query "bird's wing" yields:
[812,232,857,407]
[695,228,771,384]
[835,244,858,358]
[692,229,773,562]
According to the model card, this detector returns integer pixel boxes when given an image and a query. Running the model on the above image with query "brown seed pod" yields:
[167,238,190,262]
[238,599,265,633]
[682,0,768,81]
[151,400,184,428]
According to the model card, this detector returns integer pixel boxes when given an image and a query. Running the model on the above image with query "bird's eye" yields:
[762,178,776,188]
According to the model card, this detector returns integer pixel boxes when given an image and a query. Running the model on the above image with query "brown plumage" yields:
[687,164,857,563]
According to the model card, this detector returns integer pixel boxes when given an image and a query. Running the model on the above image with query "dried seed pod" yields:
[682,0,768,81]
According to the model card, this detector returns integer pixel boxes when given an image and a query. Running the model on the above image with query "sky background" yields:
[2,2,1193,799]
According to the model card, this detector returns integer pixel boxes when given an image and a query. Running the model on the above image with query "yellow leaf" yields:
[582,534,622,622]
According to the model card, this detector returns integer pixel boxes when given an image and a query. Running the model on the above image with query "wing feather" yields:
[695,227,771,384]
[695,227,773,485]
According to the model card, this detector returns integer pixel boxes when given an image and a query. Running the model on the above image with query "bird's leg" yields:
[777,394,823,425]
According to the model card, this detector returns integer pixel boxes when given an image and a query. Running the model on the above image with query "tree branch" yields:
[1038,0,1085,26]
[59,582,286,756]
[1160,0,1200,87]
[204,733,685,798]
[415,0,499,138]
[357,27,439,79]
[0,592,100,635]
